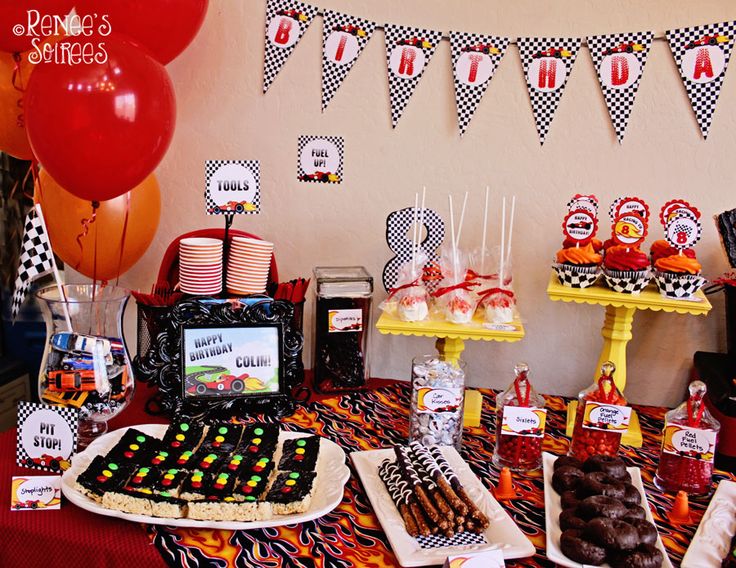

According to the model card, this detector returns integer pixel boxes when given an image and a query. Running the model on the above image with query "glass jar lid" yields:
[314,266,373,297]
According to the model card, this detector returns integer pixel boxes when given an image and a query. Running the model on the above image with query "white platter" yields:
[351,446,535,567]
[682,479,736,568]
[61,424,350,530]
[543,452,673,568]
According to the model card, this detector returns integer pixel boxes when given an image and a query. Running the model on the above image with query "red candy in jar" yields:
[654,380,720,495]
[569,362,629,462]
[493,362,546,472]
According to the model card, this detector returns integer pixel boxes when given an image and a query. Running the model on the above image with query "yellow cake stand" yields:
[547,272,712,447]
[376,312,525,426]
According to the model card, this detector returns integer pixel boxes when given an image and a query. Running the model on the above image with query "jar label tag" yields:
[416,387,462,413]
[582,402,632,432]
[328,309,363,332]
[501,406,547,438]
[662,424,716,462]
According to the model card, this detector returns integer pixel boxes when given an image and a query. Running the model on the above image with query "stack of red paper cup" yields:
[227,237,273,294]
[179,237,223,295]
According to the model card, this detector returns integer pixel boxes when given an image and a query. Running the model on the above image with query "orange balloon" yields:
[0,51,33,159]
[35,169,161,281]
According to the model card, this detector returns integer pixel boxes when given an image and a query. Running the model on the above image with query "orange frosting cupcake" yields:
[556,243,602,266]
[650,239,696,263]
[654,254,702,275]
[562,237,603,253]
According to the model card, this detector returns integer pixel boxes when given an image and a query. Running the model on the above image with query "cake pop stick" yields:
[481,186,489,274]
[454,191,469,249]
[417,187,426,267]
[449,195,459,281]
[500,196,506,288]
[411,193,419,273]
[505,195,516,286]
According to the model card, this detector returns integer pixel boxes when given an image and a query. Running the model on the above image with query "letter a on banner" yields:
[383,24,443,127]
[587,32,654,143]
[517,37,582,144]
[321,11,376,111]
[449,31,510,136]
[263,0,318,93]
[667,21,736,138]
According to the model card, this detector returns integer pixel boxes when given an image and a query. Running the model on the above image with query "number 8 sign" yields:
[665,213,702,250]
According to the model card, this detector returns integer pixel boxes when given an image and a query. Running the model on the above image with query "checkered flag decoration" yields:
[449,31,510,136]
[667,21,736,139]
[587,31,654,143]
[263,0,318,93]
[12,205,54,321]
[518,37,582,144]
[321,11,376,111]
[384,24,443,128]
[417,531,486,550]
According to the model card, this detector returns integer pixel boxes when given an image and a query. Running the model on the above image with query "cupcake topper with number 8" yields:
[665,211,702,250]
[612,213,648,247]
[562,209,598,245]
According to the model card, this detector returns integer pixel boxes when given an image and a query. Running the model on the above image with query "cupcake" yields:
[650,239,695,265]
[602,245,651,294]
[553,243,602,288]
[653,253,706,299]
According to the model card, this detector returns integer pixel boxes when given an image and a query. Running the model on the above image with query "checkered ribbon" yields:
[11,206,54,321]
[383,24,443,128]
[263,0,318,93]
[518,37,582,144]
[449,31,510,136]
[321,11,376,111]
[587,31,654,143]
[666,21,736,139]
[416,531,487,549]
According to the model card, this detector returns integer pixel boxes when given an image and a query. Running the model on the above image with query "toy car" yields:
[276,9,307,22]
[602,42,644,55]
[52,332,111,357]
[46,369,97,392]
[333,24,366,37]
[60,356,95,371]
[397,37,433,49]
[461,43,500,55]
[187,372,248,395]
[23,454,67,471]
[14,500,42,509]
[208,200,256,214]
[685,34,730,49]
[299,172,340,183]
[532,47,572,59]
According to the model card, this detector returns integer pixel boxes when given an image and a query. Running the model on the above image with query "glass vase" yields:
[36,284,134,449]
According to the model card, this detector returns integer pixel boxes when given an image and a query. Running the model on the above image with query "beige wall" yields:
[115,0,736,406]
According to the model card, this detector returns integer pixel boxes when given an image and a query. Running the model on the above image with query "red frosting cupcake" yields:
[603,246,649,272]
[650,239,695,264]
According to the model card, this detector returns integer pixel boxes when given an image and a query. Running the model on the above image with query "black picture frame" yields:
[180,322,284,401]
[136,297,303,421]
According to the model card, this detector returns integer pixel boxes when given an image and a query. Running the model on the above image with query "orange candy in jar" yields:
[569,362,630,461]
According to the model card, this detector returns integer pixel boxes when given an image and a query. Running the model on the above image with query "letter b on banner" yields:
[268,16,298,48]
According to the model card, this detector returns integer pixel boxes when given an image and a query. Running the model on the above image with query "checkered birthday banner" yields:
[587,31,654,143]
[11,205,54,321]
[667,21,736,139]
[449,31,510,136]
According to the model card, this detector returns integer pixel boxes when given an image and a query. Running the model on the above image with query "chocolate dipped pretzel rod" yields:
[382,460,437,536]
[378,459,421,537]
[428,446,490,529]
[410,442,468,519]
[407,448,456,524]
[394,446,449,531]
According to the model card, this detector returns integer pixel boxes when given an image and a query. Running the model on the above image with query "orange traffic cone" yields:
[668,490,692,524]
[493,467,516,500]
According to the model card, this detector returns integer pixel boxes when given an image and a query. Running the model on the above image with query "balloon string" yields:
[11,53,25,135]
[75,201,99,271]
[114,192,131,286]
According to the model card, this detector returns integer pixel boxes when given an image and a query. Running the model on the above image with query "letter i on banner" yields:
[263,0,318,93]
[449,31,510,136]
[667,21,736,138]
[517,37,582,144]
[587,32,654,143]
[383,24,443,127]
[321,11,376,111]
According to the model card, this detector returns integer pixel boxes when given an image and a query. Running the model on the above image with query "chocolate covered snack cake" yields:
[266,471,317,515]
[75,455,134,500]
[278,436,320,472]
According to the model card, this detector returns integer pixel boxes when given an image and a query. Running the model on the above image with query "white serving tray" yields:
[682,479,736,568]
[543,452,673,568]
[351,446,535,567]
[61,424,350,529]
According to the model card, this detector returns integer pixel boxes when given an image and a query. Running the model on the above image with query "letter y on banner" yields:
[321,11,376,111]
[384,24,443,127]
[587,32,654,143]
[263,0,318,93]
[667,21,736,139]
[449,31,510,136]
[518,37,582,144]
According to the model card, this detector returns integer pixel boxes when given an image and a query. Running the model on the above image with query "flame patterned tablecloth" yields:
[146,383,735,567]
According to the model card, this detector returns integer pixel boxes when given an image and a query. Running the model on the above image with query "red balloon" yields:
[0,0,75,54]
[24,35,176,202]
[76,0,208,65]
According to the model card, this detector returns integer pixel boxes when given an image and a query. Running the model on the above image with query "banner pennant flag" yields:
[587,31,654,143]
[449,31,510,136]
[11,205,54,321]
[518,37,582,144]
[383,24,443,127]
[263,0,318,93]
[321,11,376,111]
[667,21,736,139]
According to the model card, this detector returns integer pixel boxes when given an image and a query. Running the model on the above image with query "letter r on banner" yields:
[399,47,416,76]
